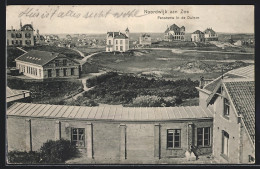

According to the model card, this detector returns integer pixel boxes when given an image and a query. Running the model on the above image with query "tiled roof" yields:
[107,32,128,39]
[203,65,254,92]
[15,50,74,66]
[7,103,213,121]
[224,80,255,144]
[21,24,34,31]
[204,28,217,35]
[192,30,204,34]
[141,33,151,37]
[165,24,184,33]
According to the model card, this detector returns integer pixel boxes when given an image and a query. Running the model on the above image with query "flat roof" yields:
[7,103,213,121]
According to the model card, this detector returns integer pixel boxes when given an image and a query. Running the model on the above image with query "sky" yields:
[6,5,254,34]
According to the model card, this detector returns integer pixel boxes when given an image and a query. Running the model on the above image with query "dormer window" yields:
[224,98,230,117]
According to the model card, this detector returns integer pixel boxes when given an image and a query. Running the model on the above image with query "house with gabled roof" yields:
[15,50,80,79]
[191,30,205,42]
[139,33,152,46]
[106,28,130,52]
[196,65,255,163]
[204,28,218,41]
[206,78,255,163]
[164,24,185,41]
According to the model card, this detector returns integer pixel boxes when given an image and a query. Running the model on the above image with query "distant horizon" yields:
[38,32,254,35]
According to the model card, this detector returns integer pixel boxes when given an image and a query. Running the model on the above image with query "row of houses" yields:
[191,28,218,42]
[6,65,255,164]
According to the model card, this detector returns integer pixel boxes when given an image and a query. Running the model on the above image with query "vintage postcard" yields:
[6,5,255,164]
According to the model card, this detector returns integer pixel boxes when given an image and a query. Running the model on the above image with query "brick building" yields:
[7,104,213,163]
[106,28,129,52]
[7,21,35,46]
[15,50,80,79]
[6,65,255,164]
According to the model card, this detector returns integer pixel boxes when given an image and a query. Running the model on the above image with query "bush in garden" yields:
[132,95,163,107]
[39,139,79,163]
[8,151,41,164]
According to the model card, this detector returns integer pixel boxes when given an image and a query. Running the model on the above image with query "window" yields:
[116,46,118,51]
[120,46,123,51]
[12,40,14,45]
[63,59,67,66]
[19,40,22,45]
[224,98,230,117]
[71,128,85,147]
[63,68,67,76]
[71,68,74,76]
[167,129,181,149]
[222,131,229,157]
[56,69,60,77]
[197,127,210,146]
[11,33,15,38]
[25,33,31,38]
[16,33,22,38]
[48,69,52,77]
[116,40,118,44]
[25,40,31,45]
[55,60,59,66]
[39,69,41,77]
[120,40,123,44]
[109,40,111,45]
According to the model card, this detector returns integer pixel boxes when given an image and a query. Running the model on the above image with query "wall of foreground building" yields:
[7,116,213,163]
[212,90,255,164]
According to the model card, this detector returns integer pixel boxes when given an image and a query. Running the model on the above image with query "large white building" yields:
[6,21,35,46]
[106,28,129,52]
[164,24,185,41]
[15,50,80,79]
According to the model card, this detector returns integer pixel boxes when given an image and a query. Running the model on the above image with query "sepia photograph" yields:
[5,5,255,165]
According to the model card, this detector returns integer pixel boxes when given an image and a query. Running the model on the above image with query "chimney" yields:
[119,31,121,35]
[11,26,13,30]
[199,76,205,89]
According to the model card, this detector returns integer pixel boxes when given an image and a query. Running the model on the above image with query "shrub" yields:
[131,95,182,107]
[132,95,163,107]
[86,72,118,88]
[7,78,83,103]
[40,139,79,163]
[8,151,41,164]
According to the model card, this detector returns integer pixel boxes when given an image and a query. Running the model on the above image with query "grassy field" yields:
[22,45,82,60]
[89,49,254,81]
[75,46,105,55]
